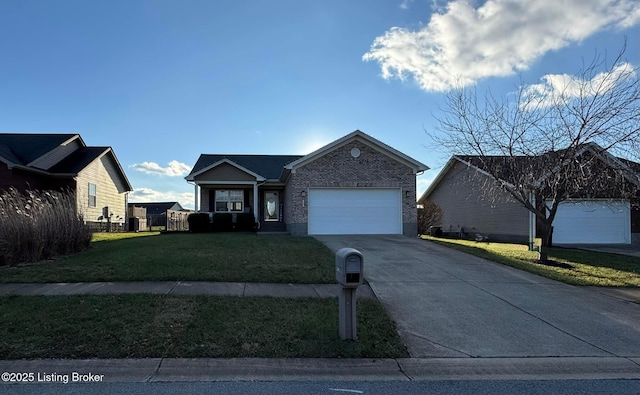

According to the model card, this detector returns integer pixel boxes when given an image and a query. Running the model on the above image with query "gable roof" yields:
[284,130,429,173]
[186,154,303,181]
[0,133,132,192]
[0,133,80,166]
[48,146,111,174]
[420,143,640,202]
[187,130,429,183]
[127,202,184,215]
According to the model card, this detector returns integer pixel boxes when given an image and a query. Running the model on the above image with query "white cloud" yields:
[129,187,195,209]
[521,62,636,108]
[130,160,192,177]
[363,0,640,92]
[400,0,414,9]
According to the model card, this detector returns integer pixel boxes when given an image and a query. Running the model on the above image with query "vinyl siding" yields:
[76,154,128,225]
[195,163,257,182]
[428,161,529,241]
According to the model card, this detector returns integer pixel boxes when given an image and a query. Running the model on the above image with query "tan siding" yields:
[428,161,529,239]
[76,155,128,226]
[195,163,257,182]
[29,139,82,170]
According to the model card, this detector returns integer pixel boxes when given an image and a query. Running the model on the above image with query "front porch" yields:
[193,184,286,232]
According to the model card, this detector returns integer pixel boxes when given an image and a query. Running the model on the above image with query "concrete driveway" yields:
[315,235,640,359]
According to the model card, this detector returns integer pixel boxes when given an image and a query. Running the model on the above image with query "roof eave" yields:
[285,130,429,172]
[187,158,266,182]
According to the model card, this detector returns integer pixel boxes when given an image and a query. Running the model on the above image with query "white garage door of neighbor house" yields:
[550,200,631,244]
[308,188,402,235]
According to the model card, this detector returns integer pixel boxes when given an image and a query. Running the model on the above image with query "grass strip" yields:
[0,233,335,284]
[0,294,407,359]
[422,236,640,287]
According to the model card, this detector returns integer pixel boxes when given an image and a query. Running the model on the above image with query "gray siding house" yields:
[421,148,640,245]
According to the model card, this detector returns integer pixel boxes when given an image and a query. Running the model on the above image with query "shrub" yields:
[418,200,443,235]
[211,213,233,232]
[235,213,256,232]
[187,213,210,233]
[0,188,92,266]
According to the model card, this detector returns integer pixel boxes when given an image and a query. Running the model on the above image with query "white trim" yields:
[285,130,429,173]
[194,183,199,212]
[253,183,258,222]
[186,158,266,181]
[194,180,257,185]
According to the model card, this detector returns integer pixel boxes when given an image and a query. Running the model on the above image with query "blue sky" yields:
[1,0,638,209]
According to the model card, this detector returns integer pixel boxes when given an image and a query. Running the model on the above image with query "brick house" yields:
[0,133,133,230]
[185,130,429,235]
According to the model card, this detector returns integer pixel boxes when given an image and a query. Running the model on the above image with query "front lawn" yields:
[422,236,640,287]
[0,233,335,284]
[0,295,408,359]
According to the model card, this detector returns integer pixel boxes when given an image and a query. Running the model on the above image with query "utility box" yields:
[335,248,364,288]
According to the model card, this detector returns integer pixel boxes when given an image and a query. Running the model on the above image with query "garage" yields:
[308,188,402,235]
[551,200,631,244]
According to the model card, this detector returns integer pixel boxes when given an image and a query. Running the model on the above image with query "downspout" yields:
[528,191,536,251]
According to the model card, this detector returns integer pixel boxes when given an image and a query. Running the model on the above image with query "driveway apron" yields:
[315,235,640,359]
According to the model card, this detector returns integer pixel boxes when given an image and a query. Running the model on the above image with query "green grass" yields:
[422,236,640,287]
[0,295,408,359]
[91,231,161,242]
[0,233,335,284]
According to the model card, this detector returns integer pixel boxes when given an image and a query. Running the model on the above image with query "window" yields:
[215,190,243,212]
[88,183,97,207]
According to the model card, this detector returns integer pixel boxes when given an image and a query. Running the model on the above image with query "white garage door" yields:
[551,200,631,244]
[308,188,402,235]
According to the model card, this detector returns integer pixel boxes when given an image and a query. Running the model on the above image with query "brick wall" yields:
[285,140,417,235]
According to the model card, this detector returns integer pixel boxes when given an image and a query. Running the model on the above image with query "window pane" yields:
[229,190,243,200]
[215,190,228,201]
[215,202,228,212]
[88,183,96,207]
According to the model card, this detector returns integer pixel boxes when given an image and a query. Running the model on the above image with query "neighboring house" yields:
[185,130,429,235]
[420,145,640,245]
[127,202,189,230]
[0,133,133,230]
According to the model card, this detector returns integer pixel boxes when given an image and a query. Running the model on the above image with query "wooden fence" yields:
[166,210,192,231]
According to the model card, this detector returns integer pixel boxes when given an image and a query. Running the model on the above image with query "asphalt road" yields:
[3,379,640,395]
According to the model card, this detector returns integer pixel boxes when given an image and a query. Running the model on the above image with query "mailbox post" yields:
[335,247,364,340]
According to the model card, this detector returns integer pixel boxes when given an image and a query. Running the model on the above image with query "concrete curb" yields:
[1,357,638,383]
[0,282,376,299]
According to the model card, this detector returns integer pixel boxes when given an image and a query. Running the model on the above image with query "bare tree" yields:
[418,200,443,235]
[431,46,640,262]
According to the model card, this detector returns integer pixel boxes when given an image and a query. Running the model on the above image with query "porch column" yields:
[194,183,199,213]
[253,182,258,222]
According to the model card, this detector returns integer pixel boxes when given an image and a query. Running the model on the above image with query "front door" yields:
[264,191,279,221]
